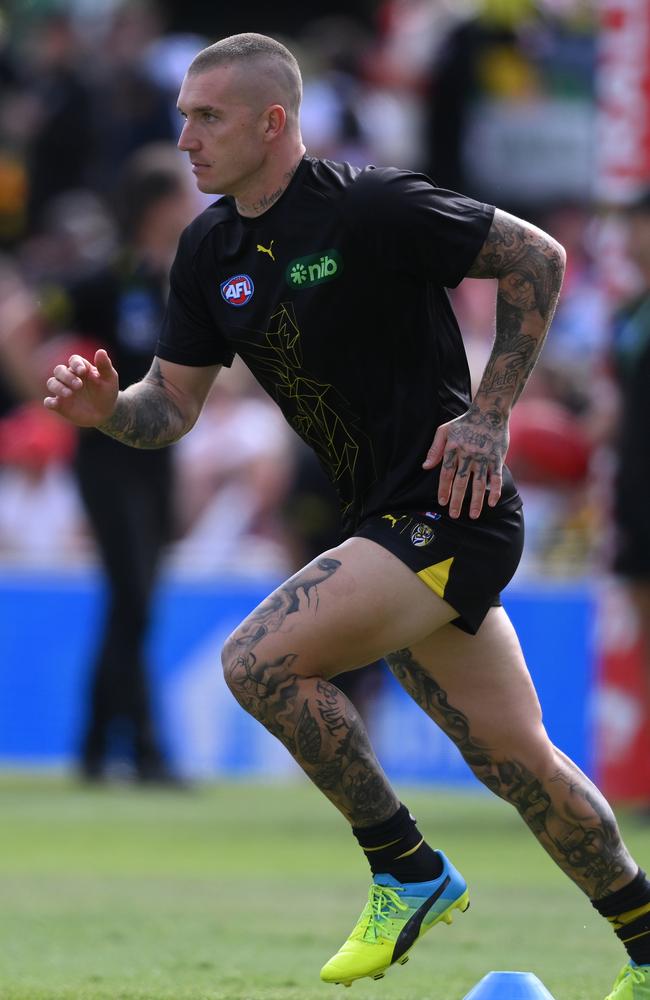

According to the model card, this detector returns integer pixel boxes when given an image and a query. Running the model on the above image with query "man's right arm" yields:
[99,357,221,448]
[44,349,221,448]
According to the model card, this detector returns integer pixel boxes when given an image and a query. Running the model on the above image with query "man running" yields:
[44,32,650,1000]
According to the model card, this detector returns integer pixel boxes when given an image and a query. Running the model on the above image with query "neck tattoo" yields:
[237,160,302,218]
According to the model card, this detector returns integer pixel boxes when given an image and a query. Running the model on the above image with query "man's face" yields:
[176,65,266,196]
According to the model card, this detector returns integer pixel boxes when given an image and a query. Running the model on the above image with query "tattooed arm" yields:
[44,349,221,448]
[98,357,221,448]
[423,208,566,519]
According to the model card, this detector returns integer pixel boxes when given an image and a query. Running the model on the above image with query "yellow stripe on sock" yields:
[607,900,650,930]
[395,838,424,860]
[621,929,650,944]
[363,837,402,853]
[417,558,454,599]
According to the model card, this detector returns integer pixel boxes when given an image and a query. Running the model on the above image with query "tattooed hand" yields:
[423,402,509,519]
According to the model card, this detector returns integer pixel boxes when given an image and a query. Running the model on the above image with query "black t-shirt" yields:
[157,155,520,535]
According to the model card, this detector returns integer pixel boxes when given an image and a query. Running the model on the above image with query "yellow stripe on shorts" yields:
[417,557,454,599]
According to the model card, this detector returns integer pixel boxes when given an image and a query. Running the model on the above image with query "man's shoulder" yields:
[177,197,236,259]
[301,156,398,206]
[302,155,363,192]
[352,165,438,199]
[301,158,434,230]
[340,164,439,219]
[304,157,418,192]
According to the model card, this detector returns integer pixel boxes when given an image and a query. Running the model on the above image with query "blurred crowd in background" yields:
[0,0,645,584]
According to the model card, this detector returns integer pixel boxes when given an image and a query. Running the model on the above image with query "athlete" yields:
[43,32,649,999]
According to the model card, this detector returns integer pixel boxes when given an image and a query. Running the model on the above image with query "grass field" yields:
[1,775,649,1000]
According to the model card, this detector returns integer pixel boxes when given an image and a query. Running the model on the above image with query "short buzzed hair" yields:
[188,32,303,124]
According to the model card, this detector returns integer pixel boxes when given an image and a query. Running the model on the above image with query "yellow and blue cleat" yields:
[320,850,469,987]
[606,963,650,999]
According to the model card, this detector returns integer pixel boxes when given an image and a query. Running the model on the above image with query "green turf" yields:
[0,775,648,999]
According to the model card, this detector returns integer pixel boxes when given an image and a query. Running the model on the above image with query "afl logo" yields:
[221,274,254,306]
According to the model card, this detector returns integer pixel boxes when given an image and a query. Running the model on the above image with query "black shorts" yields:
[353,503,525,635]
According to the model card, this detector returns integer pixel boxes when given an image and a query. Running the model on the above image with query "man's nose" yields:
[178,122,199,151]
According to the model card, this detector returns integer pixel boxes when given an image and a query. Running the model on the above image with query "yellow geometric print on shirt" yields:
[237,302,377,513]
[417,557,454,599]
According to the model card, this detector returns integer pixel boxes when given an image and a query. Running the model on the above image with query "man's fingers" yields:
[487,469,503,507]
[46,375,74,398]
[68,354,92,376]
[447,460,472,518]
[440,456,499,519]
[437,448,457,507]
[469,471,488,520]
[423,424,448,470]
[94,348,114,376]
[44,354,95,407]
[52,364,83,390]
[429,414,506,518]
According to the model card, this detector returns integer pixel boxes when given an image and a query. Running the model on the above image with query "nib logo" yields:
[286,249,342,290]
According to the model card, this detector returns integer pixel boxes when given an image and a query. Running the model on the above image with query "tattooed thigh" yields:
[221,556,342,695]
[222,536,460,704]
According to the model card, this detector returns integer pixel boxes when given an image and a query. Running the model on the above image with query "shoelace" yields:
[360,884,409,942]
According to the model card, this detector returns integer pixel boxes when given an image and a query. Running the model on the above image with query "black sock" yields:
[592,869,650,965]
[352,803,444,883]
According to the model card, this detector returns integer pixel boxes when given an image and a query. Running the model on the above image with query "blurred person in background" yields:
[296,17,375,167]
[88,0,178,195]
[0,257,87,559]
[21,10,96,233]
[69,144,196,783]
[13,0,178,232]
[1,143,197,781]
[0,400,83,560]
[0,256,43,414]
[608,192,650,722]
[42,32,649,1000]
[424,0,596,214]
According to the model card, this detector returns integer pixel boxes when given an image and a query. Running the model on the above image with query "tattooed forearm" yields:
[98,360,188,448]
[467,208,566,414]
[221,557,398,825]
[386,648,634,897]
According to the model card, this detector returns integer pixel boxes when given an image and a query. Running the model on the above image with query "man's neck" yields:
[235,146,305,218]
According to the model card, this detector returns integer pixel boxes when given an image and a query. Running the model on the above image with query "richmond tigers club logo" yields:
[411,523,435,547]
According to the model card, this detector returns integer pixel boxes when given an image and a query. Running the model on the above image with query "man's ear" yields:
[263,104,286,140]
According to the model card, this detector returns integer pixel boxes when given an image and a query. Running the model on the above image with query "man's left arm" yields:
[423,207,566,519]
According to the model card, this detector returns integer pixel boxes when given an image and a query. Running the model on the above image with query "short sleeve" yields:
[352,169,495,289]
[156,228,235,368]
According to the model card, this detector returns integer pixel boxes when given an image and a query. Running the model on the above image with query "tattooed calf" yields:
[386,647,634,897]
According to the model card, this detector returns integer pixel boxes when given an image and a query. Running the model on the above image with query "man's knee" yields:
[221,626,245,693]
[220,620,301,714]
